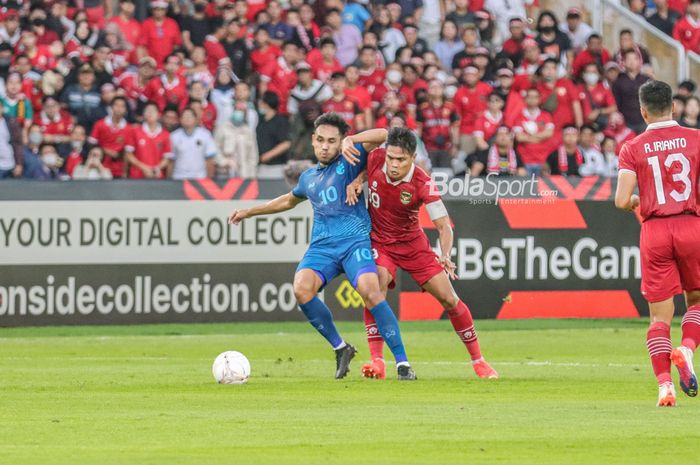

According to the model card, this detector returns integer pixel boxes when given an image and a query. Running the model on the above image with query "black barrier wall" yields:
[0,179,656,326]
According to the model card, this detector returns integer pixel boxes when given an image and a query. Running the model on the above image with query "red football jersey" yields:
[453,82,493,134]
[416,101,458,151]
[89,117,135,178]
[358,68,385,97]
[129,123,172,179]
[579,82,616,121]
[250,45,282,73]
[143,75,188,112]
[512,109,555,164]
[473,110,503,143]
[536,78,581,129]
[345,86,371,110]
[33,110,74,137]
[367,148,443,245]
[260,58,297,117]
[322,96,361,133]
[139,18,182,67]
[619,120,700,220]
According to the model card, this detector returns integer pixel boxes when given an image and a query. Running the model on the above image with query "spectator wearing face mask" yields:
[63,125,87,177]
[72,146,113,180]
[602,111,635,153]
[214,99,259,178]
[24,137,63,180]
[371,63,406,111]
[578,63,617,129]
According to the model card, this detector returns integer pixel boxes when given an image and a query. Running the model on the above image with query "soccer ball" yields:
[212,351,251,384]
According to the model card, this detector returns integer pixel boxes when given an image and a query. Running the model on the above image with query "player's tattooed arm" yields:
[614,171,640,212]
[341,128,388,165]
[433,214,457,280]
[228,192,305,225]
[346,170,368,206]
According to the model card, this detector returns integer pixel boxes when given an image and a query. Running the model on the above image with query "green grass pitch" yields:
[2,319,700,465]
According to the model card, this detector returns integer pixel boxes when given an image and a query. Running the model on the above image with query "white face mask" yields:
[444,85,457,99]
[386,70,402,84]
[42,153,58,167]
[583,72,599,86]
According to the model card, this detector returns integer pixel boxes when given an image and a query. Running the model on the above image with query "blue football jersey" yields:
[292,143,371,244]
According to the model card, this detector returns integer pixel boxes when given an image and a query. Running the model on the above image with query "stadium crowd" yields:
[0,0,698,181]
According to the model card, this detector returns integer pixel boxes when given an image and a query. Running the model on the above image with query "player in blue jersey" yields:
[228,113,416,380]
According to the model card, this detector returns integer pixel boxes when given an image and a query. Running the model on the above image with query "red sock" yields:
[448,300,482,361]
[647,322,672,385]
[364,307,384,360]
[681,305,700,351]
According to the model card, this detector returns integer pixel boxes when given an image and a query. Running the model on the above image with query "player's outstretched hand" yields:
[439,256,457,280]
[228,209,249,225]
[346,179,363,205]
[341,137,361,166]
[627,194,640,212]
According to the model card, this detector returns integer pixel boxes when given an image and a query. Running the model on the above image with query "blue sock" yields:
[370,301,408,364]
[299,296,344,349]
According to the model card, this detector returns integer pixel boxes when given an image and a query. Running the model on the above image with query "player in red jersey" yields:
[343,127,498,380]
[615,80,700,406]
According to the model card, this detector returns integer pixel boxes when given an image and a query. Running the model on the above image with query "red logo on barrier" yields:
[183,179,260,200]
[496,290,639,319]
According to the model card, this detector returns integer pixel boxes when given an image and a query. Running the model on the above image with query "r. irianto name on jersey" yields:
[454,236,640,281]
[644,138,687,153]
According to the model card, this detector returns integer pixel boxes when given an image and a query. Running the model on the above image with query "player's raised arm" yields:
[341,128,388,166]
[228,192,305,225]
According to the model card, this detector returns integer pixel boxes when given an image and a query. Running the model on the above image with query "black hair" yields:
[679,80,697,93]
[261,91,280,111]
[282,40,298,50]
[163,103,180,114]
[313,112,350,136]
[588,33,602,42]
[111,96,129,108]
[620,28,633,37]
[326,7,341,15]
[562,124,578,132]
[330,71,346,80]
[580,124,597,133]
[386,127,417,155]
[488,92,505,101]
[639,80,673,116]
[360,45,377,54]
[143,101,160,112]
[319,37,337,48]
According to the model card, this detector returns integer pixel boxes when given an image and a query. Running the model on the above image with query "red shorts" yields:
[372,234,445,289]
[640,214,700,302]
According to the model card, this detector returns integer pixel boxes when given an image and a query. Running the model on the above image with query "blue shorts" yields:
[296,236,377,289]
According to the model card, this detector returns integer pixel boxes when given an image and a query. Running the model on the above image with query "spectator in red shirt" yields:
[371,62,404,110]
[501,17,532,66]
[472,92,505,175]
[33,96,74,147]
[357,45,385,96]
[398,63,428,116]
[117,56,156,112]
[259,41,301,118]
[138,0,182,68]
[322,72,364,134]
[513,87,555,177]
[536,58,583,135]
[602,111,635,153]
[307,37,344,84]
[673,0,700,52]
[453,65,493,157]
[143,54,188,112]
[65,20,100,64]
[376,91,417,130]
[571,34,612,79]
[514,38,543,78]
[88,96,134,178]
[344,64,374,128]
[18,30,54,72]
[204,20,230,75]
[578,62,617,129]
[189,81,217,131]
[250,27,282,73]
[416,79,459,168]
[63,124,87,177]
[0,10,21,47]
[108,0,141,49]
[127,101,172,179]
[30,18,59,46]
[296,3,321,52]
